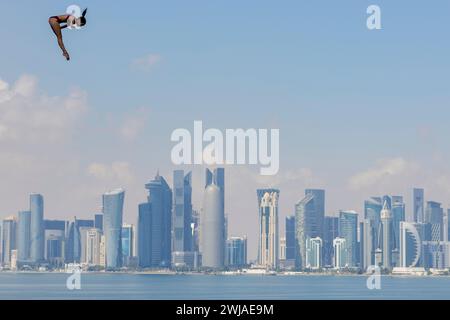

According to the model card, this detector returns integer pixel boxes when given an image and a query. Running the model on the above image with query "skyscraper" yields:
[122,224,134,265]
[399,222,422,268]
[172,170,193,266]
[201,168,225,269]
[413,188,424,223]
[138,202,152,268]
[323,216,339,268]
[142,173,173,268]
[94,213,103,232]
[103,188,125,269]
[339,211,358,267]
[333,237,347,269]
[30,193,44,263]
[362,219,376,270]
[391,196,405,252]
[44,220,66,266]
[364,197,382,253]
[17,211,31,262]
[257,189,280,269]
[426,201,444,241]
[285,216,296,262]
[65,218,94,263]
[381,200,393,269]
[306,237,322,270]
[83,228,102,266]
[295,189,325,270]
[225,236,247,268]
[2,217,16,266]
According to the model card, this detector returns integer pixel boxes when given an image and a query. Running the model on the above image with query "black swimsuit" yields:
[50,16,68,23]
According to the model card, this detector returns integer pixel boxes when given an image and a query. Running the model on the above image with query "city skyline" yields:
[0,1,450,262]
[2,169,450,266]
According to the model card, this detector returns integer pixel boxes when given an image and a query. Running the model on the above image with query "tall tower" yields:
[201,169,225,269]
[257,190,280,270]
[17,211,31,262]
[30,194,44,263]
[413,188,424,223]
[144,173,173,267]
[172,170,193,266]
[103,188,125,269]
[295,189,325,270]
[339,211,358,268]
[2,217,17,266]
[381,199,393,269]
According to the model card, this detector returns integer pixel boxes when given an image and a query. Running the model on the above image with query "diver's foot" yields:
[63,52,70,61]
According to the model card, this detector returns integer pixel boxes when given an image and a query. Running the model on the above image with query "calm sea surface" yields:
[0,273,449,300]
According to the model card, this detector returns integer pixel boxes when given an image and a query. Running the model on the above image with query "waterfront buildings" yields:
[226,236,247,268]
[257,189,280,270]
[295,189,325,270]
[201,169,225,269]
[103,188,125,269]
[339,211,358,268]
[30,194,44,263]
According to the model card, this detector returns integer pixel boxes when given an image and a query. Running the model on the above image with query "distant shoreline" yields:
[0,271,446,278]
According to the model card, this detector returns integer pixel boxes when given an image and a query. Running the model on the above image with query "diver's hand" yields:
[63,51,70,61]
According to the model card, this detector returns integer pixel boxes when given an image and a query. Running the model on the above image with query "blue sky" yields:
[0,1,449,258]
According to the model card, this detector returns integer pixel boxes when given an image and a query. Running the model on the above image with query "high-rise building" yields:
[122,224,134,265]
[172,170,194,266]
[138,202,152,268]
[201,169,225,269]
[279,237,286,260]
[306,237,322,270]
[2,217,17,266]
[399,222,422,268]
[323,216,339,268]
[225,236,247,268]
[103,188,125,269]
[362,219,376,270]
[426,201,444,241]
[65,218,94,263]
[30,193,44,263]
[82,228,102,266]
[99,235,106,267]
[391,196,405,252]
[17,211,31,262]
[295,189,325,270]
[257,190,279,269]
[285,216,296,262]
[44,220,66,266]
[146,173,173,268]
[364,197,382,253]
[339,211,358,267]
[94,214,103,232]
[413,188,425,223]
[333,237,347,269]
[206,168,225,209]
[381,199,393,269]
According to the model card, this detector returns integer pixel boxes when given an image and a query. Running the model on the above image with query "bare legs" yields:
[49,17,70,61]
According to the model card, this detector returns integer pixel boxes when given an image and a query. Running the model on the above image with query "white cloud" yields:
[119,107,150,141]
[348,157,419,190]
[0,75,87,142]
[131,53,162,71]
[87,161,134,185]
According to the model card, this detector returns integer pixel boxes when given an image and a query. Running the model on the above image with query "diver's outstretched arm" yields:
[49,16,70,61]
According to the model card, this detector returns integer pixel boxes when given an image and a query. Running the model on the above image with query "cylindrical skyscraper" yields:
[17,211,31,262]
[201,183,225,269]
[103,188,125,269]
[30,194,44,263]
[381,200,392,269]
